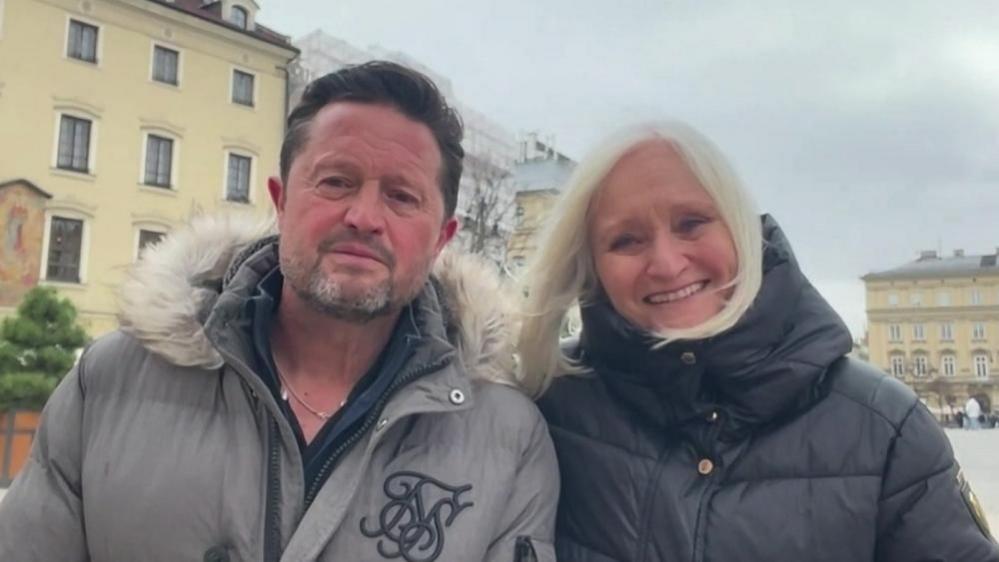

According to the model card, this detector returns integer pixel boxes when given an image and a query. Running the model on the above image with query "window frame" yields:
[974,354,990,379]
[913,354,929,378]
[971,288,982,305]
[887,292,899,307]
[140,132,178,189]
[890,355,905,377]
[909,291,922,306]
[53,111,97,174]
[223,150,254,203]
[65,17,101,65]
[941,354,956,377]
[150,42,181,87]
[936,291,951,306]
[940,322,954,342]
[231,5,249,29]
[134,226,168,260]
[40,212,91,285]
[230,68,256,107]
[972,322,987,341]
[888,323,902,342]
[912,323,925,342]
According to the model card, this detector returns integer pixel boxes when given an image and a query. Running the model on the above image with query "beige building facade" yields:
[0,0,296,335]
[864,249,999,419]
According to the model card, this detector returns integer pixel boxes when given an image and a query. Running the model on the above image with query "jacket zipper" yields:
[303,354,454,506]
[264,417,283,562]
[514,536,539,562]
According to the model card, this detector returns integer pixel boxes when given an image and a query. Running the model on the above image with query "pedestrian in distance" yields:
[966,396,983,430]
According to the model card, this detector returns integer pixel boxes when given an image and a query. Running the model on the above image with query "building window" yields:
[936,291,951,306]
[137,229,165,257]
[913,355,928,378]
[890,355,905,377]
[143,134,173,187]
[971,289,982,305]
[941,354,956,377]
[888,324,902,342]
[231,5,249,29]
[152,45,179,85]
[912,323,925,341]
[940,322,954,341]
[232,70,254,106]
[45,217,83,283]
[67,19,98,63]
[973,322,986,340]
[56,115,92,172]
[887,292,899,307]
[974,354,990,379]
[909,292,922,306]
[226,153,252,202]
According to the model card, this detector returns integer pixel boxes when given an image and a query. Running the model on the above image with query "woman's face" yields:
[588,140,738,332]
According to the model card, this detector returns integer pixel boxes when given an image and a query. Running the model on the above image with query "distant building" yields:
[0,0,297,335]
[863,248,999,420]
[505,134,576,272]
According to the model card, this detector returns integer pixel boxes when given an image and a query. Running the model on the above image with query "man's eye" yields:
[388,190,419,206]
[321,176,351,189]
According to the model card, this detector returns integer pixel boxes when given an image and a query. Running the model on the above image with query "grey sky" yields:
[262,0,999,337]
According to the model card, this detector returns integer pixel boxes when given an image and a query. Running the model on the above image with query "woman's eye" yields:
[610,235,640,251]
[677,216,709,234]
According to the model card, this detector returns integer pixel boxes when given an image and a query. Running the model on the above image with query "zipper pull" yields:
[514,536,538,562]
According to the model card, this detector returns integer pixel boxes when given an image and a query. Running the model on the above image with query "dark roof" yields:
[0,178,53,199]
[149,0,298,53]
[863,251,999,280]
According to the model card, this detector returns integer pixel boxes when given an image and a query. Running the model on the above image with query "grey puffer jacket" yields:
[540,216,998,561]
[0,214,558,562]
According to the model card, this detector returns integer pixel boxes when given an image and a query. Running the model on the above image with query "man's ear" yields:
[267,176,286,216]
[435,217,459,255]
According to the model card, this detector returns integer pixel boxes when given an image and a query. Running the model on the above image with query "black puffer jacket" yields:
[539,216,998,562]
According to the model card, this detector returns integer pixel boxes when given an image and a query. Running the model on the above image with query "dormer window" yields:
[231,6,249,29]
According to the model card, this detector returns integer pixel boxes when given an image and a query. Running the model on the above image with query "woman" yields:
[518,122,998,561]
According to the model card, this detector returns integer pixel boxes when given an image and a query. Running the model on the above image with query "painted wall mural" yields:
[0,181,49,307]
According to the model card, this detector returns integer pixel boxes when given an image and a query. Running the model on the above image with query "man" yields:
[0,62,557,561]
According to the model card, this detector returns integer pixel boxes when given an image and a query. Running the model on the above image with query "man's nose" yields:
[343,183,386,235]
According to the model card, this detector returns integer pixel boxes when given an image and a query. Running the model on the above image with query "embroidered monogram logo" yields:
[360,470,475,562]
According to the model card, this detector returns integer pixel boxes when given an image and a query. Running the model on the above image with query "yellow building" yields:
[864,249,999,419]
[0,0,296,335]
[505,141,576,272]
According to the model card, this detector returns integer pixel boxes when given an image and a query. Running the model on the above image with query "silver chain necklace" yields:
[275,368,346,421]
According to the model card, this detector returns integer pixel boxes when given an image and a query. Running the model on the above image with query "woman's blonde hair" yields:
[517,122,763,397]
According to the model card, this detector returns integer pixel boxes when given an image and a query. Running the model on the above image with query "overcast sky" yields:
[262,1,999,338]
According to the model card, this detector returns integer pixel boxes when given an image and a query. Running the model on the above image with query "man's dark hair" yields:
[281,61,465,218]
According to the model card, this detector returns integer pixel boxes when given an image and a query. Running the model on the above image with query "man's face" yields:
[269,102,457,322]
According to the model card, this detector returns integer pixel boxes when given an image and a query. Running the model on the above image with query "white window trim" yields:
[229,66,258,108]
[913,355,928,377]
[39,210,92,285]
[974,354,990,379]
[940,322,954,341]
[222,148,256,204]
[64,15,103,67]
[51,109,99,175]
[912,323,925,341]
[138,129,181,190]
[973,322,987,340]
[890,355,905,377]
[941,355,956,377]
[149,40,183,88]
[971,289,982,305]
[133,223,170,261]
[887,292,899,307]
[936,291,951,306]
[888,324,902,342]
[910,292,922,306]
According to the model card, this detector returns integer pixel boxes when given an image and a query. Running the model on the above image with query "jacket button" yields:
[376,418,389,431]
[697,458,715,475]
[203,546,230,562]
[680,352,696,365]
[449,388,466,405]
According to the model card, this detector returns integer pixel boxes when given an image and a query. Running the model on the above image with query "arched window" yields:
[974,353,990,379]
[231,6,248,29]
[941,354,956,377]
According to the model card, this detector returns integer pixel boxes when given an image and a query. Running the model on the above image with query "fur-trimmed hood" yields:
[118,213,520,387]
